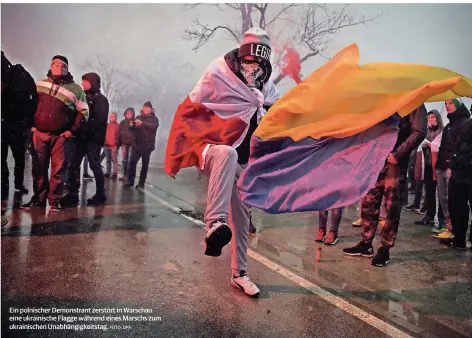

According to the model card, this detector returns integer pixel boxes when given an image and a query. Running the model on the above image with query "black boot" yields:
[87,194,106,206]
[61,194,79,208]
[249,219,257,234]
[20,201,46,210]
[343,241,374,257]
[414,217,434,226]
[15,185,29,194]
[372,246,390,267]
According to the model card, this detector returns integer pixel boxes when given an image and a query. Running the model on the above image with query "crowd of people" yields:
[339,100,472,266]
[1,52,159,217]
[2,27,471,299]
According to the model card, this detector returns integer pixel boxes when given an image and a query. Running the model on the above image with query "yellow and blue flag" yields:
[238,44,472,214]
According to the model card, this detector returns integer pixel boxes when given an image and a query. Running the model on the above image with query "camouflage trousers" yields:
[361,162,407,247]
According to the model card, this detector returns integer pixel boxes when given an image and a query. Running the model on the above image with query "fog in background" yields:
[2,3,471,165]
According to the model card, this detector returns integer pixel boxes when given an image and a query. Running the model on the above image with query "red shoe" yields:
[324,231,339,245]
[315,228,326,242]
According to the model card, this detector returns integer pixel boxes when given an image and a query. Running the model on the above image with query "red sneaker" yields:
[324,231,339,245]
[315,228,326,242]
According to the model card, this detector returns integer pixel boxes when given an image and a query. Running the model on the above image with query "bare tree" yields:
[184,4,385,84]
[119,52,195,108]
[116,52,197,165]
[117,52,196,127]
[81,53,129,109]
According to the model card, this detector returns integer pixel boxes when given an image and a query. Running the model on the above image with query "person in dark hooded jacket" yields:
[62,72,109,207]
[21,55,88,211]
[118,108,136,180]
[1,52,38,201]
[434,99,471,241]
[448,115,472,250]
[2,52,38,225]
[124,101,158,189]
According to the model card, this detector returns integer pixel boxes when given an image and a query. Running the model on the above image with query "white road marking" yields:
[142,189,181,213]
[142,187,412,338]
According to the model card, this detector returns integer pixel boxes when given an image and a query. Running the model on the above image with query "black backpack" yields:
[1,52,38,127]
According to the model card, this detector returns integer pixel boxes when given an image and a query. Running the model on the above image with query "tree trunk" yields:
[273,73,284,85]
[241,4,253,33]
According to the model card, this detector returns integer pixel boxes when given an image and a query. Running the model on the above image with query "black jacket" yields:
[436,104,471,170]
[391,105,427,169]
[131,112,159,150]
[119,119,135,146]
[1,52,38,135]
[450,118,472,171]
[118,108,136,146]
[81,73,109,146]
[224,48,273,165]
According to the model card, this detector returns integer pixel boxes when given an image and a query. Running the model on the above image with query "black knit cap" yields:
[143,101,153,109]
[51,55,69,67]
[237,27,272,62]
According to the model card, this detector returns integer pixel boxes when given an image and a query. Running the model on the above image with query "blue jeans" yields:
[121,145,132,176]
[83,155,91,176]
[103,146,118,176]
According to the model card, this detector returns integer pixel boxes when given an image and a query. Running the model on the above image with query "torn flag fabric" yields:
[237,44,472,214]
[164,56,280,176]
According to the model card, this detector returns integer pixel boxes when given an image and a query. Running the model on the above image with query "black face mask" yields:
[239,59,271,89]
[240,61,264,88]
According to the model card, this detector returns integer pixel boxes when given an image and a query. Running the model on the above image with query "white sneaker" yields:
[231,271,260,297]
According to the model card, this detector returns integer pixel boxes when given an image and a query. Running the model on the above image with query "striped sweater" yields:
[34,77,89,135]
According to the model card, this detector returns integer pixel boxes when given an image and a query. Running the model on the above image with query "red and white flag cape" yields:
[165,56,280,176]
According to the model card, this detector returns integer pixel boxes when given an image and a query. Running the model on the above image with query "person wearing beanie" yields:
[234,27,276,236]
[118,107,136,180]
[448,115,472,251]
[237,27,273,90]
[62,72,109,207]
[21,55,89,212]
[125,101,159,189]
[164,27,280,297]
[434,99,471,242]
[414,110,445,229]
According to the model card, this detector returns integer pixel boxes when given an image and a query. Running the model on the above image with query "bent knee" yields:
[211,145,238,161]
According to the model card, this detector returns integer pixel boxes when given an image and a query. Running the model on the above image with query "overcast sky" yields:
[2,3,472,117]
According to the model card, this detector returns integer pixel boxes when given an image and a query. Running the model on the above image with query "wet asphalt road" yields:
[2,155,471,337]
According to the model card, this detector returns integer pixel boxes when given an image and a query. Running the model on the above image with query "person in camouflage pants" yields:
[361,163,406,247]
[343,105,427,266]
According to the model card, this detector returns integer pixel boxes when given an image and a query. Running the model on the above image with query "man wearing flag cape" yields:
[237,43,472,267]
[165,28,280,297]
